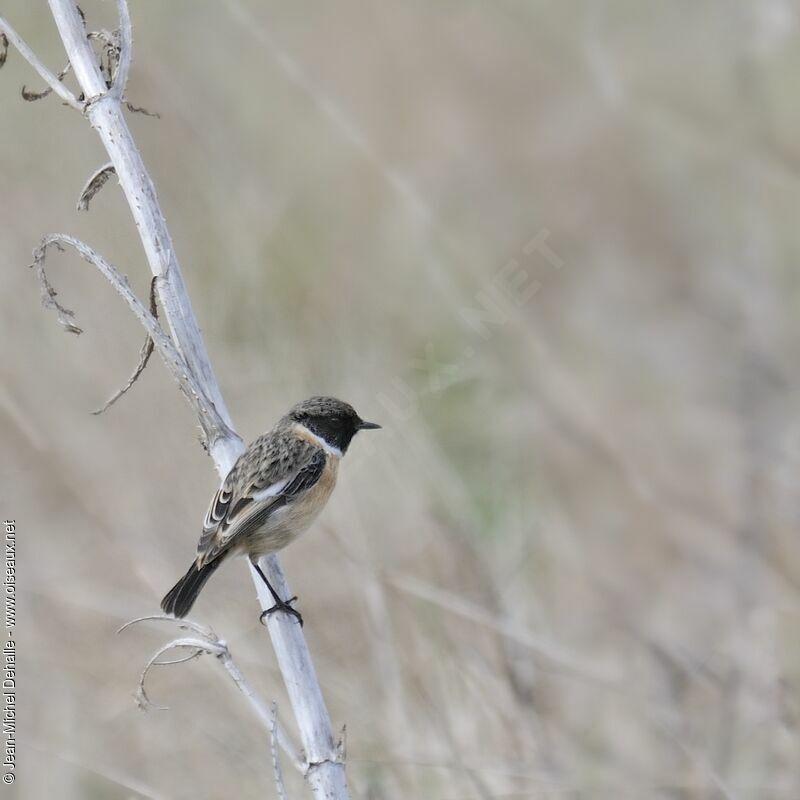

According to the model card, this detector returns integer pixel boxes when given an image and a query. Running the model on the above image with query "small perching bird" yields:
[161,397,380,625]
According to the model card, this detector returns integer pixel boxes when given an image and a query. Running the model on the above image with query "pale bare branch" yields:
[30,240,82,335]
[21,2,351,794]
[31,234,233,447]
[93,276,156,415]
[214,631,305,773]
[0,15,82,110]
[117,614,215,638]
[133,636,210,711]
[120,615,304,773]
[270,702,289,800]
[113,0,131,97]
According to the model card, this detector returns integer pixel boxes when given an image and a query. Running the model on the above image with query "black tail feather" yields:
[161,559,221,618]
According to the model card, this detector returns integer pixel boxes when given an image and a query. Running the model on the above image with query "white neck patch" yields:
[295,423,343,458]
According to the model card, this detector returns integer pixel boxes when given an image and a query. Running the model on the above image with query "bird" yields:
[161,396,380,626]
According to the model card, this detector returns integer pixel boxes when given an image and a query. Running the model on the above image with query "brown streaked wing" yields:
[195,430,321,565]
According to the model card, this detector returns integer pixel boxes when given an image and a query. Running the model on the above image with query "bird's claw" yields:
[259,596,303,627]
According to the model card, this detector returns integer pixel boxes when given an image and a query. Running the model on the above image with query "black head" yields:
[286,396,380,454]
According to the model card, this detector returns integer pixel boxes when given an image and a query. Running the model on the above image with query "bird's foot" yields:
[259,595,303,627]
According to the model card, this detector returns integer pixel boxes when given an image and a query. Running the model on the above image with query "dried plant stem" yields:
[4,1,350,796]
[77,162,115,211]
[32,234,225,440]
[92,275,157,416]
[118,616,304,774]
[0,15,82,109]
[270,703,290,800]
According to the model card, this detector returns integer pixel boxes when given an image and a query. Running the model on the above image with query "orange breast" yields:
[243,453,339,557]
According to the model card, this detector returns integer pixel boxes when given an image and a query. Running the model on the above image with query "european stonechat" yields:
[161,396,380,625]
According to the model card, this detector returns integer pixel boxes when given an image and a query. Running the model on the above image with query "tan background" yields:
[2,1,800,798]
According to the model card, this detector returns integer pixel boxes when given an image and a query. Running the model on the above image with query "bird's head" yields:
[286,396,380,454]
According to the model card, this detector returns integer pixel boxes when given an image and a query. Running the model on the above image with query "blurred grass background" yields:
[2,1,800,798]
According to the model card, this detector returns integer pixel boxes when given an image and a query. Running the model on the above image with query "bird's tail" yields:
[161,559,221,618]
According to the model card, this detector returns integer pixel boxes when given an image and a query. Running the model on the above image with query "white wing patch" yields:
[251,477,290,502]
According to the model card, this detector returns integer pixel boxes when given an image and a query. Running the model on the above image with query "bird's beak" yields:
[358,420,381,430]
